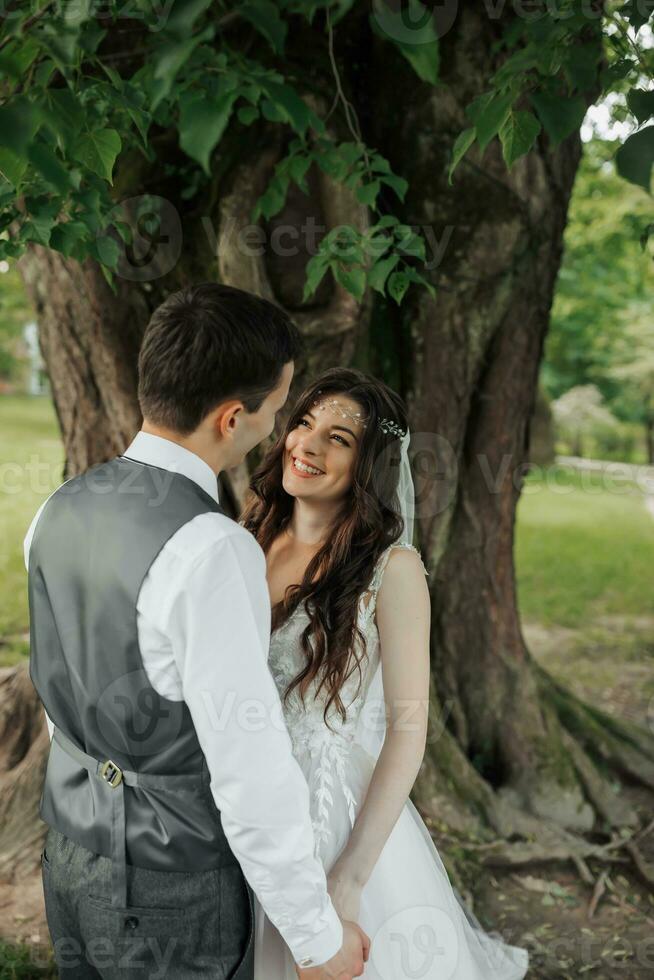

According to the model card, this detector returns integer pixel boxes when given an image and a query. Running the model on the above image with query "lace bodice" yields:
[267,542,428,855]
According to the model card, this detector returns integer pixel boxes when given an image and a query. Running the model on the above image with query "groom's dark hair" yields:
[138,282,302,434]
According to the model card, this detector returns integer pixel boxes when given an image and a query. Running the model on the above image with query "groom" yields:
[25,283,370,979]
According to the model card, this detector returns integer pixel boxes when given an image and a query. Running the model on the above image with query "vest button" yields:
[124,916,139,930]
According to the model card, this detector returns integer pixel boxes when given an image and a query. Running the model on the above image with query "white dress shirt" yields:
[24,431,343,967]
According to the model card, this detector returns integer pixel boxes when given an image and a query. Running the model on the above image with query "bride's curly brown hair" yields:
[241,367,409,726]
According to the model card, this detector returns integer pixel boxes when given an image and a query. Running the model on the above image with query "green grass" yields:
[516,464,653,628]
[0,939,56,978]
[0,396,63,666]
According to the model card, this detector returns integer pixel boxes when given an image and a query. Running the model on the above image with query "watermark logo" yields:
[96,669,186,756]
[371,906,459,980]
[372,0,459,44]
[100,195,182,282]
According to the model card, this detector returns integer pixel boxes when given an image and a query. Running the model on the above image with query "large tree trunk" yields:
[4,4,654,886]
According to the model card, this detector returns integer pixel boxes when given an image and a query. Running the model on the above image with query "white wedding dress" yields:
[253,542,529,979]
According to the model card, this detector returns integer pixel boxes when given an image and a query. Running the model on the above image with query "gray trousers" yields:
[41,827,254,979]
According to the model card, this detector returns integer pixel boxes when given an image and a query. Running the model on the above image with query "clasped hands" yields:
[296,864,369,980]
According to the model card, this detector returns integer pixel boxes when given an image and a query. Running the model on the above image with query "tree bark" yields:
[5,4,654,883]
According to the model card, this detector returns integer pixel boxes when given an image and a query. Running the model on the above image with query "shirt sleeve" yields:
[164,529,343,967]
[24,498,55,741]
[23,499,48,572]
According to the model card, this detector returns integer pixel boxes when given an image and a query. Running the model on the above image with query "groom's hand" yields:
[295,921,370,979]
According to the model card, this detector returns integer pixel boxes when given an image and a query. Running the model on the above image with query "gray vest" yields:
[28,455,242,909]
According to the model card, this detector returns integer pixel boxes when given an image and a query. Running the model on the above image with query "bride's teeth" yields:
[294,458,322,475]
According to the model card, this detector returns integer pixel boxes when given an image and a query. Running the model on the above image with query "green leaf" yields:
[466,91,493,125]
[499,110,541,168]
[372,214,398,230]
[50,221,89,258]
[387,269,410,304]
[162,0,214,39]
[262,82,315,134]
[126,104,151,148]
[237,105,259,125]
[261,99,287,123]
[324,225,364,263]
[601,58,636,91]
[79,22,106,56]
[370,0,440,85]
[152,26,214,109]
[38,26,80,74]
[564,43,601,93]
[253,174,288,219]
[178,89,237,174]
[334,262,366,300]
[395,228,425,260]
[0,146,27,187]
[43,90,84,149]
[530,91,586,145]
[356,180,380,207]
[64,0,94,27]
[27,141,74,193]
[0,98,41,155]
[284,154,311,193]
[0,38,40,81]
[370,155,392,174]
[95,234,121,269]
[379,172,408,201]
[627,88,654,125]
[448,127,475,184]
[474,91,514,152]
[368,252,400,293]
[70,129,122,182]
[623,0,653,32]
[34,59,56,87]
[615,125,654,193]
[22,211,56,247]
[302,255,330,301]
[404,266,436,298]
[393,37,439,86]
[239,1,287,55]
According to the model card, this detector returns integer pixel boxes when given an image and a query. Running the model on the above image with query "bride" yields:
[242,367,529,980]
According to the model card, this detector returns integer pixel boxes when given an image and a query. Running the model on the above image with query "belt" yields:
[52,727,203,908]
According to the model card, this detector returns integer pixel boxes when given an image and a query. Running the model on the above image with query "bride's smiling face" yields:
[282,393,367,502]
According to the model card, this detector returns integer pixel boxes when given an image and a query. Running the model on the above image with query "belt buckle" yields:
[100,759,123,788]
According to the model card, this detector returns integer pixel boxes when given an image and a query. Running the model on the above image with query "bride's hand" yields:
[326,861,364,924]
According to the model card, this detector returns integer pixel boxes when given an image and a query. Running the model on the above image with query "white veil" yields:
[353,428,416,761]
[396,429,415,546]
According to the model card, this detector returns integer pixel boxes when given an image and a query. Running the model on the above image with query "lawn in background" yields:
[516,464,652,627]
[0,395,63,666]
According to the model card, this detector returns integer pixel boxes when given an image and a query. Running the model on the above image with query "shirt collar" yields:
[122,431,220,505]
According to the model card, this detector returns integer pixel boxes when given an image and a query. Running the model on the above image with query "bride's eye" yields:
[297,418,310,428]
[332,433,349,446]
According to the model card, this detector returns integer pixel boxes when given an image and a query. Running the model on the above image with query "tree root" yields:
[0,664,49,880]
[415,665,654,893]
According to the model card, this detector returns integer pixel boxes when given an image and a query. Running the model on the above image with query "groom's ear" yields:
[210,400,244,440]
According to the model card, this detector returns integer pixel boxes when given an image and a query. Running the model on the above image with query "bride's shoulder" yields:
[379,542,429,579]
[365,542,428,602]
[374,544,430,625]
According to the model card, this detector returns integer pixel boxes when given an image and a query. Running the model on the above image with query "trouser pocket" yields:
[79,863,253,979]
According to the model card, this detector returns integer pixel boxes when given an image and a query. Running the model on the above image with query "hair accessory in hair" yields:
[379,418,406,438]
[312,393,368,427]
